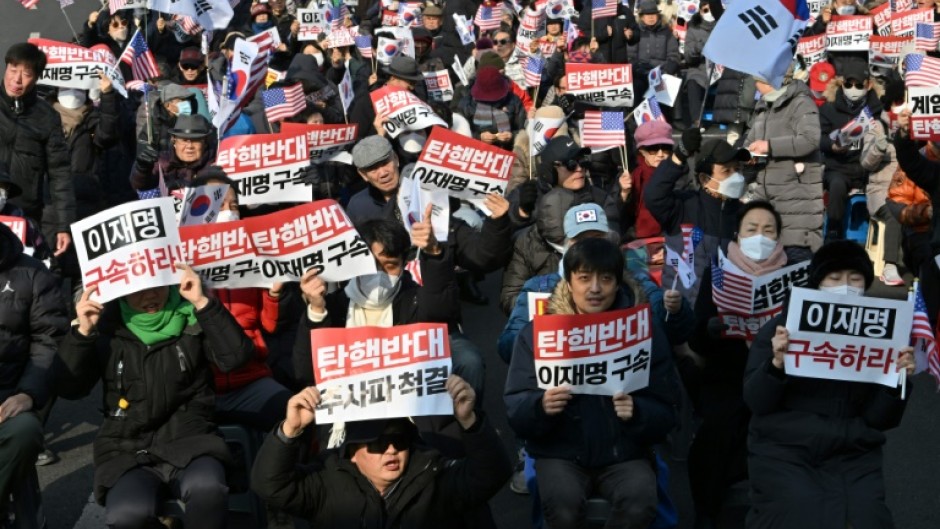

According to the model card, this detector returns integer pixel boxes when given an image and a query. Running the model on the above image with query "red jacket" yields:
[630,156,664,239]
[211,287,280,393]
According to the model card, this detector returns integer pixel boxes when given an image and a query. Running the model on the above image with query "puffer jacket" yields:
[504,280,680,467]
[683,15,716,89]
[819,86,883,183]
[212,287,291,393]
[860,116,896,216]
[499,185,621,315]
[712,68,757,127]
[745,81,824,251]
[888,168,932,231]
[55,297,254,503]
[0,223,68,408]
[0,88,75,233]
[626,19,681,77]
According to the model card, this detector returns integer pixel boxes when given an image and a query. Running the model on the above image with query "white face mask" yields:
[836,5,856,15]
[57,88,87,110]
[843,86,866,102]
[215,210,240,223]
[819,284,865,296]
[110,26,128,42]
[702,11,715,22]
[739,234,777,261]
[175,100,192,116]
[356,272,401,305]
[312,52,324,67]
[713,172,746,199]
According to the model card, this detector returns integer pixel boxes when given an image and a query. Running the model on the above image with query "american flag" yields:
[119,30,161,81]
[262,83,306,122]
[914,22,940,52]
[329,2,351,30]
[175,15,203,35]
[632,96,665,126]
[581,111,625,147]
[912,281,940,387]
[248,28,280,58]
[904,54,940,87]
[109,0,127,13]
[711,259,754,314]
[565,18,579,50]
[18,0,39,8]
[591,0,617,19]
[680,223,695,265]
[523,55,544,87]
[355,35,374,58]
[474,3,503,31]
[405,258,423,286]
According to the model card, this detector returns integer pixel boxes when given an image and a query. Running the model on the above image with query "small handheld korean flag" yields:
[703,0,811,88]
[178,184,229,226]
[376,37,401,66]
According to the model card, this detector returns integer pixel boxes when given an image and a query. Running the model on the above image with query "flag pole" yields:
[696,62,715,128]
[144,86,154,146]
[664,274,679,322]
[60,4,80,43]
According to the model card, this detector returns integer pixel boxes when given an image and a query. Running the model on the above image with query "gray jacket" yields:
[745,81,824,251]
[683,17,716,89]
[860,116,896,216]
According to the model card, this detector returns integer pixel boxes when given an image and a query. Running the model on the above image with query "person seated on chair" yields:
[0,222,68,518]
[504,237,680,529]
[250,376,512,527]
[54,264,254,529]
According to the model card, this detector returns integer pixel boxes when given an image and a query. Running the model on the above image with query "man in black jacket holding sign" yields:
[251,376,512,528]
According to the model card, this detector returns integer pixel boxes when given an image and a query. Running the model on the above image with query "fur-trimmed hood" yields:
[547,272,647,315]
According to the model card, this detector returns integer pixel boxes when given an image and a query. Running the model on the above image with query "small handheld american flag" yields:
[474,3,503,31]
[523,56,544,88]
[355,35,374,59]
[581,111,625,147]
[592,0,617,19]
[262,83,306,122]
[911,280,940,387]
[711,258,754,315]
[904,54,940,87]
[914,22,940,53]
[119,29,161,82]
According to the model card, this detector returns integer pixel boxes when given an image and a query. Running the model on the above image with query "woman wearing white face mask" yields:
[819,61,882,242]
[743,239,915,529]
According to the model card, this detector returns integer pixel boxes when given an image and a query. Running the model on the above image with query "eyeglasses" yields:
[554,158,585,171]
[843,80,866,89]
[180,63,200,71]
[493,38,511,46]
[110,18,129,28]
[365,434,411,454]
[643,145,673,154]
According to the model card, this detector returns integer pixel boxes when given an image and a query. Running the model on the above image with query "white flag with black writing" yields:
[150,0,234,31]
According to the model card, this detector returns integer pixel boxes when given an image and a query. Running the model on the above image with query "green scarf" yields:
[119,289,199,346]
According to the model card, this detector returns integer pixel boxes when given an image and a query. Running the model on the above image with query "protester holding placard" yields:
[743,240,916,529]
[0,222,68,519]
[251,374,511,527]
[55,262,254,528]
[819,60,882,242]
[685,201,790,528]
[1,42,75,260]
[893,108,940,324]
[505,237,680,529]
[131,114,214,195]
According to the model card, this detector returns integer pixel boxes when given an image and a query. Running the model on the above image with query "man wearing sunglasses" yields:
[492,30,528,90]
[174,47,207,87]
[251,375,511,527]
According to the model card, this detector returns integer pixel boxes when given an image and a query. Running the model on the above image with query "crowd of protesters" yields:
[1,0,939,528]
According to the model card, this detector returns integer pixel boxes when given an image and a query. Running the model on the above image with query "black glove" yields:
[706,316,730,338]
[675,127,702,164]
[135,142,159,169]
[518,179,539,216]
[556,93,584,121]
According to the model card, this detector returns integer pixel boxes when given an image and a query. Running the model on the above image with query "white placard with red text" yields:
[178,221,266,288]
[410,126,514,214]
[565,63,634,108]
[423,70,455,103]
[871,2,892,37]
[371,86,446,138]
[297,7,328,40]
[279,122,359,164]
[891,8,934,38]
[796,34,827,68]
[869,36,910,68]
[0,216,27,246]
[533,306,653,396]
[784,287,913,387]
[71,198,181,303]
[311,323,454,424]
[30,38,116,90]
[825,16,872,52]
[215,131,312,205]
[907,86,940,141]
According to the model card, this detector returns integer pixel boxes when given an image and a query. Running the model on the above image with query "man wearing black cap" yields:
[131,114,215,193]
[744,239,915,529]
[251,375,512,527]
[645,129,751,304]
[173,47,208,86]
[349,55,429,138]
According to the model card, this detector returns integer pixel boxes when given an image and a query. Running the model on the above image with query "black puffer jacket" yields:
[251,415,511,528]
[819,89,883,182]
[0,223,68,408]
[0,88,75,233]
[626,19,681,77]
[712,68,757,127]
[54,297,254,503]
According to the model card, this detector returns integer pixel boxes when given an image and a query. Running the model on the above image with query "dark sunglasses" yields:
[180,63,200,71]
[643,144,673,154]
[554,158,585,171]
[365,434,411,454]
[110,18,129,28]
[843,80,866,89]
[493,38,511,45]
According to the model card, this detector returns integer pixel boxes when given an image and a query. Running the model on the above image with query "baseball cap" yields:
[699,139,751,165]
[539,136,590,175]
[564,203,608,239]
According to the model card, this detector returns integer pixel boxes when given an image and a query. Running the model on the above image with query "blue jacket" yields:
[497,271,695,364]
[504,284,682,467]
